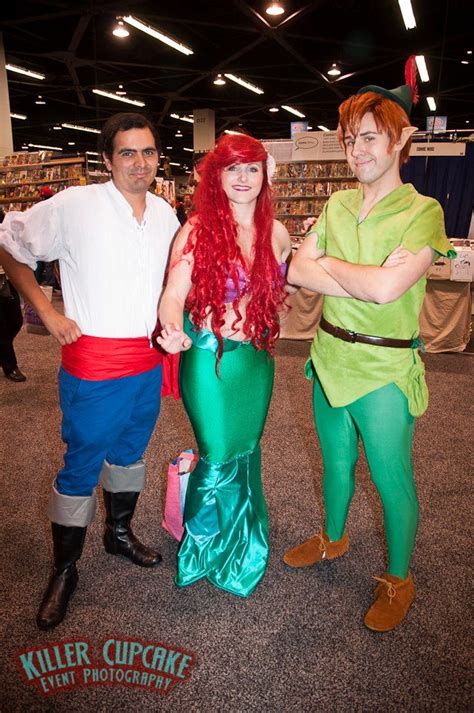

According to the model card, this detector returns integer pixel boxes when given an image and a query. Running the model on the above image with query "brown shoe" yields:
[364,572,416,632]
[283,530,349,568]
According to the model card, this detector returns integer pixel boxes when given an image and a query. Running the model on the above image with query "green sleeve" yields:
[307,200,328,252]
[401,198,456,259]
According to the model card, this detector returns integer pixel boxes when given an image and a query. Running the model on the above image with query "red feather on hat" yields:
[405,55,419,105]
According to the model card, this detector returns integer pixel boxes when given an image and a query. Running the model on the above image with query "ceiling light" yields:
[224,73,264,95]
[52,126,62,130]
[113,19,129,38]
[307,125,313,130]
[467,50,472,55]
[87,159,103,164]
[327,63,341,77]
[86,151,99,156]
[170,113,194,124]
[175,133,183,138]
[28,143,62,151]
[317,125,330,132]
[281,105,306,118]
[6,63,45,80]
[266,1,285,16]
[166,146,173,150]
[213,74,226,86]
[169,162,181,166]
[426,97,437,111]
[415,56,430,82]
[67,142,75,145]
[116,85,127,96]
[224,130,244,135]
[398,0,416,29]
[269,107,279,113]
[92,88,145,107]
[35,95,46,105]
[123,15,193,55]
[62,123,100,134]
[461,60,469,65]
[21,145,28,150]
[183,147,193,152]
[10,112,27,120]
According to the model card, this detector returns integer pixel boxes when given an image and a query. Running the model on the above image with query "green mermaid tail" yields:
[176,314,274,597]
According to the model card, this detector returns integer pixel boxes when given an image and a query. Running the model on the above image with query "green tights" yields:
[313,377,418,579]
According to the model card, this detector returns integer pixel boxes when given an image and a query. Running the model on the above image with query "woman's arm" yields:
[156,224,194,353]
[272,220,299,294]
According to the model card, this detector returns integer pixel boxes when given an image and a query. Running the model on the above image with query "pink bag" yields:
[162,449,198,541]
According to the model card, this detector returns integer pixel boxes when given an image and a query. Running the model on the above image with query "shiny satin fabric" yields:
[61,334,162,380]
[177,314,274,597]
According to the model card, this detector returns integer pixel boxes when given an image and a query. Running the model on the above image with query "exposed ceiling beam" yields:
[232,0,343,99]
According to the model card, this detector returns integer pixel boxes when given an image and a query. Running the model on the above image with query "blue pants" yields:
[56,366,162,496]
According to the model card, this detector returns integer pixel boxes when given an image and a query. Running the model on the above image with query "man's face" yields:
[103,127,159,196]
[343,112,399,186]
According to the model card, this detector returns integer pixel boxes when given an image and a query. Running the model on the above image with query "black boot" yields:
[102,490,162,567]
[36,523,87,630]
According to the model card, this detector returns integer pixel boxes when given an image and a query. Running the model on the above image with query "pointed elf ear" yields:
[397,125,417,150]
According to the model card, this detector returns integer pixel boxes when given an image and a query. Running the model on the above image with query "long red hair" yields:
[184,134,285,359]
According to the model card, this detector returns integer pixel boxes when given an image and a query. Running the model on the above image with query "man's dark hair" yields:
[99,113,160,159]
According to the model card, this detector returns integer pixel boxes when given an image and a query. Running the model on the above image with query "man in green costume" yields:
[283,78,455,631]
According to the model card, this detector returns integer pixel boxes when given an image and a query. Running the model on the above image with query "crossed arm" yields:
[288,232,434,304]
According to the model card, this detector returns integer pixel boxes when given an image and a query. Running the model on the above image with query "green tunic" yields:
[307,183,455,416]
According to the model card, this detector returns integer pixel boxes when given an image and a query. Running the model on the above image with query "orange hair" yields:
[337,92,412,165]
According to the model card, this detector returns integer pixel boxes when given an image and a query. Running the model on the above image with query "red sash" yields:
[61,335,162,381]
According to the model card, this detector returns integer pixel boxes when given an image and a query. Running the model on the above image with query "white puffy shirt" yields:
[0,180,180,338]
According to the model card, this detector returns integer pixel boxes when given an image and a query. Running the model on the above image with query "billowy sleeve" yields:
[0,197,65,270]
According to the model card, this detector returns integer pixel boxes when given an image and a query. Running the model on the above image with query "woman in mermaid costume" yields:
[157,134,292,596]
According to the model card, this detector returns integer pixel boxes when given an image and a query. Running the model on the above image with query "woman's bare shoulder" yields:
[272,219,292,258]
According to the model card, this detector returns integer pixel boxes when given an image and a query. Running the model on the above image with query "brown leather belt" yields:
[319,317,416,349]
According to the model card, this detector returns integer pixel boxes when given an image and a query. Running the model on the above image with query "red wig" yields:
[337,92,412,165]
[184,133,285,359]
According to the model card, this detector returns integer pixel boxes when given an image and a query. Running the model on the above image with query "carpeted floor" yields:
[0,319,472,712]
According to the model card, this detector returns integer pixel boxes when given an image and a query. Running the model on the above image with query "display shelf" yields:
[0,157,86,172]
[273,160,358,246]
[0,176,85,189]
[0,153,91,212]
[273,176,355,182]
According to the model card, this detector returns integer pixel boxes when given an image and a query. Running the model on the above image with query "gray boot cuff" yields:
[99,459,146,493]
[47,484,97,527]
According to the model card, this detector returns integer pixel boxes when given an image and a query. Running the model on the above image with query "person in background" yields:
[175,198,187,226]
[0,113,180,630]
[34,186,57,287]
[156,134,293,597]
[283,63,455,631]
[0,208,26,382]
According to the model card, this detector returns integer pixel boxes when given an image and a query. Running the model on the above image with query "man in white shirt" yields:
[0,113,180,630]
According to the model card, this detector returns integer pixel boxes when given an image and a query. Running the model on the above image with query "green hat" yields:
[356,84,413,116]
